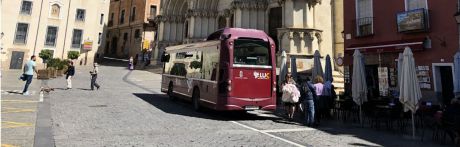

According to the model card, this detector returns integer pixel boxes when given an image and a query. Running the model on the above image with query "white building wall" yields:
[1,0,109,69]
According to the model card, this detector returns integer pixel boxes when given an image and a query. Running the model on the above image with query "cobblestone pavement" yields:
[38,62,451,147]
[1,70,41,147]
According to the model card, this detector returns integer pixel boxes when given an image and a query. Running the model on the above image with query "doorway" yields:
[268,7,282,53]
[433,64,455,105]
[10,51,25,69]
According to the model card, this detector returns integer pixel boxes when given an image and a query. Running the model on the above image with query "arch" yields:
[48,0,63,19]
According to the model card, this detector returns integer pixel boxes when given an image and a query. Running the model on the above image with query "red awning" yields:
[345,38,425,54]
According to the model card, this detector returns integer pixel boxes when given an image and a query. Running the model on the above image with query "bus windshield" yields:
[233,39,271,66]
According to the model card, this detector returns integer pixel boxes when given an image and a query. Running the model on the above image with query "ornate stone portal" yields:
[155,0,337,74]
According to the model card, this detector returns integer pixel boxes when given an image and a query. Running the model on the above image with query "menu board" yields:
[344,66,350,84]
[417,66,431,89]
[378,67,389,96]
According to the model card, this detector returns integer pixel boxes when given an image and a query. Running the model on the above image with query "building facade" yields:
[154,0,344,81]
[343,0,458,104]
[1,0,110,70]
[105,0,159,58]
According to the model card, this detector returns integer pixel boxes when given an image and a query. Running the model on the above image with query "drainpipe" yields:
[61,0,72,59]
[32,0,45,55]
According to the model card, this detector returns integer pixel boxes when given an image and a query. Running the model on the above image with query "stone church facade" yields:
[154,0,343,84]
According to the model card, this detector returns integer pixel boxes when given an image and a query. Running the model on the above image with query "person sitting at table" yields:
[442,97,460,144]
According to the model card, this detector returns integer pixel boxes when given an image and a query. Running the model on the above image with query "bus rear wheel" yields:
[192,88,201,111]
[168,83,176,101]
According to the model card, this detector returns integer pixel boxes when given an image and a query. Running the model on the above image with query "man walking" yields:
[90,63,100,90]
[64,61,75,89]
[22,55,38,95]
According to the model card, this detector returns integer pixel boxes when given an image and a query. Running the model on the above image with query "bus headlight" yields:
[228,86,232,92]
[273,87,276,92]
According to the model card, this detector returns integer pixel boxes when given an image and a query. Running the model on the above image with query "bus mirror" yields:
[220,34,231,40]
[161,54,170,62]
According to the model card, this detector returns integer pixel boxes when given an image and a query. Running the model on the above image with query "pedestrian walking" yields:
[64,61,75,90]
[22,55,38,95]
[299,77,316,126]
[129,56,134,70]
[90,63,101,90]
[313,76,326,125]
[322,80,337,118]
[281,73,300,120]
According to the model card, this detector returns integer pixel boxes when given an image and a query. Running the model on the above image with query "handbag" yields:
[19,74,26,81]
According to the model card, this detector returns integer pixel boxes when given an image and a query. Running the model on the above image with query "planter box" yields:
[48,69,57,78]
[57,70,64,76]
[37,69,51,79]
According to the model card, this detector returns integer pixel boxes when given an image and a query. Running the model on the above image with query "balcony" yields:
[147,15,156,21]
[355,17,374,37]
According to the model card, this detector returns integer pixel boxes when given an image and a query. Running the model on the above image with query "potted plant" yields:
[67,51,80,63]
[46,58,61,78]
[37,49,54,79]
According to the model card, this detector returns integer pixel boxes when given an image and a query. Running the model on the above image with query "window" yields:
[356,0,373,37]
[20,1,32,15]
[150,5,157,18]
[131,7,136,21]
[71,29,83,48]
[100,14,104,25]
[51,4,60,18]
[233,39,270,66]
[45,26,58,46]
[134,29,140,38]
[120,10,125,24]
[123,33,128,41]
[76,9,86,21]
[98,33,102,44]
[108,13,114,26]
[14,23,29,44]
[405,0,427,10]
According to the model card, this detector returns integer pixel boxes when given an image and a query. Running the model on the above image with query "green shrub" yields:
[67,51,80,60]
[46,58,61,69]
[39,49,53,63]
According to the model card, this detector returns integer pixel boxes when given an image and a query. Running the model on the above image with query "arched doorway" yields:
[268,7,282,53]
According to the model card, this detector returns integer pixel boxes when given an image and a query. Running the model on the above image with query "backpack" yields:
[300,82,314,102]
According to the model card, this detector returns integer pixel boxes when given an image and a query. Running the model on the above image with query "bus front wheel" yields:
[168,83,176,101]
[192,88,201,111]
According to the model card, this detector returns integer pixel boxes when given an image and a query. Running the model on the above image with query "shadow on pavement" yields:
[133,93,284,121]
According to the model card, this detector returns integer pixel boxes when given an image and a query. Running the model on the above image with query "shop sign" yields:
[143,40,150,50]
[83,40,93,51]
[397,8,428,32]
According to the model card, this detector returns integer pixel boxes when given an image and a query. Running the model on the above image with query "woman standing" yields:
[64,61,75,90]
[313,76,325,125]
[281,73,300,120]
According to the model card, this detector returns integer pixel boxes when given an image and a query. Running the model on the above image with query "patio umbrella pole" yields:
[360,105,363,127]
[411,112,415,139]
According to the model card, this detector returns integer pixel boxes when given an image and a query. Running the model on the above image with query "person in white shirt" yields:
[22,55,38,95]
[90,63,100,90]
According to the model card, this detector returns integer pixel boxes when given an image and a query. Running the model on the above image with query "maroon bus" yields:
[161,28,277,111]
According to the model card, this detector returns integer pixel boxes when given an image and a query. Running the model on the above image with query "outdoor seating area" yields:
[330,96,460,145]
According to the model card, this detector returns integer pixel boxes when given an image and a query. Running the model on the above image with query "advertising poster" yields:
[378,67,389,96]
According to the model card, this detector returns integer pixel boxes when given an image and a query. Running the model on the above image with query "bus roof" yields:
[165,40,220,52]
[207,28,270,41]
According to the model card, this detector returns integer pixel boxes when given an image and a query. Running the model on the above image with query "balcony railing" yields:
[147,15,156,21]
[355,17,374,37]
